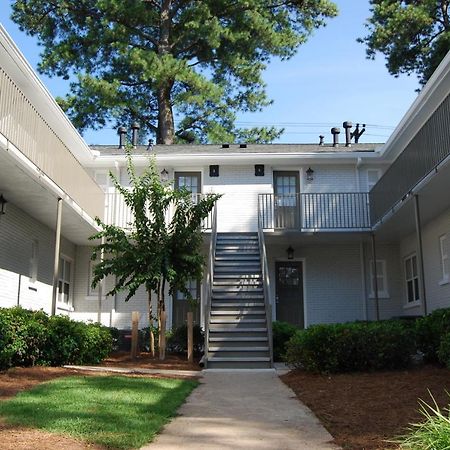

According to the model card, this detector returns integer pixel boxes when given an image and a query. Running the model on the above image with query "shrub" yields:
[167,324,204,355]
[437,332,450,368]
[415,308,450,363]
[0,307,48,370]
[285,320,416,373]
[272,321,299,362]
[0,307,113,370]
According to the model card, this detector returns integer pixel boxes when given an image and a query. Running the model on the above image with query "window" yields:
[367,169,381,191]
[58,256,72,304]
[175,172,201,203]
[369,259,389,298]
[439,234,449,283]
[175,279,199,302]
[29,240,39,283]
[404,254,420,304]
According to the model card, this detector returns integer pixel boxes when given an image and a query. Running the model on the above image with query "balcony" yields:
[105,191,214,230]
[258,193,371,231]
[370,92,450,225]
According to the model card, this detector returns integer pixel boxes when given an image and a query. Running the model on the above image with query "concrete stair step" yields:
[211,310,265,316]
[215,255,260,261]
[213,281,262,287]
[214,268,262,274]
[213,287,263,293]
[209,336,268,342]
[211,302,265,308]
[214,273,261,278]
[210,318,266,324]
[208,350,270,358]
[217,235,258,240]
[209,327,267,332]
[212,293,264,300]
[207,360,271,369]
[215,261,261,266]
[209,346,269,352]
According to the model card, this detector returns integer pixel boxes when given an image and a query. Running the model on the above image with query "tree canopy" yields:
[360,1,450,86]
[11,0,337,144]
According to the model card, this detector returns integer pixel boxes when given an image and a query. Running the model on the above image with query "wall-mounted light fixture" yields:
[0,194,7,215]
[306,167,314,182]
[287,245,294,260]
[160,169,169,182]
[209,165,219,177]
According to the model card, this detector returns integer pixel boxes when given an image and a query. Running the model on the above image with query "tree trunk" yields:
[147,290,155,357]
[158,278,167,360]
[157,0,175,145]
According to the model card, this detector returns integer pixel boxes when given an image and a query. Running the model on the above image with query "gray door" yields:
[175,172,201,202]
[273,171,300,228]
[172,279,200,327]
[275,261,304,328]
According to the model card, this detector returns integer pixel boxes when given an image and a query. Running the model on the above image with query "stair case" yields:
[206,233,272,369]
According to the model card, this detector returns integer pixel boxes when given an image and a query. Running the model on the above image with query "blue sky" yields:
[2,0,420,145]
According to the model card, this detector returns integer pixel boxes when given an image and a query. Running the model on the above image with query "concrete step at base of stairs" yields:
[206,357,271,369]
[208,338,268,347]
[210,309,265,316]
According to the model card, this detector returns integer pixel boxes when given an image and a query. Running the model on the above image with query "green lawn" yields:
[0,375,198,449]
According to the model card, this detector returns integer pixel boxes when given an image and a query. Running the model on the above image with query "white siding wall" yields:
[399,206,450,315]
[0,202,75,314]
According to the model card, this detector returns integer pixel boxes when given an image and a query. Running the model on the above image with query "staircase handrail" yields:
[204,203,218,368]
[257,224,274,367]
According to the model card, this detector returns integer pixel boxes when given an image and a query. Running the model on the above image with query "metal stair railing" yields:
[257,221,274,367]
[204,203,217,368]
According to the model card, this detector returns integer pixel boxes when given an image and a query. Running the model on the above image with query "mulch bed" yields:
[281,364,450,450]
[0,352,201,449]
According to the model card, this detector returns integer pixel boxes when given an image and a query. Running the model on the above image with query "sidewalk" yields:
[141,369,339,450]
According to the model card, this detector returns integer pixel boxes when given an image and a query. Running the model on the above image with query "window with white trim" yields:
[439,234,449,283]
[404,254,420,304]
[58,256,72,305]
[367,169,381,191]
[29,240,39,283]
[175,279,199,301]
[370,259,389,298]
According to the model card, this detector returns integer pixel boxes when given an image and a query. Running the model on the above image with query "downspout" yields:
[414,195,428,315]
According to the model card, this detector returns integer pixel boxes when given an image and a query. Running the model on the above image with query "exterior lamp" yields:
[306,167,314,182]
[0,194,7,215]
[287,246,294,260]
[160,168,169,182]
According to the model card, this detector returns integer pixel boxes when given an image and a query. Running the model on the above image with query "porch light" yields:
[160,168,169,182]
[306,167,314,182]
[0,194,7,215]
[287,246,294,260]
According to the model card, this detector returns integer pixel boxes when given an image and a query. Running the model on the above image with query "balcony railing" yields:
[0,67,104,219]
[370,92,450,225]
[105,191,213,230]
[258,193,371,231]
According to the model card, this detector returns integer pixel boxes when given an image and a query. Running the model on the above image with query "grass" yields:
[0,375,198,449]
[395,392,450,450]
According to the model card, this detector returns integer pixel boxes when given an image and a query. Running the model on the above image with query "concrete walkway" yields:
[142,370,338,450]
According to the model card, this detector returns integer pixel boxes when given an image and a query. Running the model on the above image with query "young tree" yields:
[11,0,337,144]
[90,151,220,359]
[359,1,450,86]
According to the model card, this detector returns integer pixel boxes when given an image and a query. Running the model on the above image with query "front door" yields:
[275,261,304,328]
[273,171,300,229]
[175,172,201,202]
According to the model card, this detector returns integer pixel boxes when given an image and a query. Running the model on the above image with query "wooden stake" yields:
[159,310,166,360]
[187,311,194,363]
[131,311,140,360]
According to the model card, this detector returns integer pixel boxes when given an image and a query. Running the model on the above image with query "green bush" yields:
[272,321,298,362]
[437,332,450,368]
[285,320,416,373]
[415,308,450,363]
[167,324,204,355]
[0,307,113,370]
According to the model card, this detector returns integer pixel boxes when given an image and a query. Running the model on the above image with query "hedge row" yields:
[283,307,450,373]
[0,307,113,370]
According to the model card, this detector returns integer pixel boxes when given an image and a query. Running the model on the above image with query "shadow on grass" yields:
[0,375,198,449]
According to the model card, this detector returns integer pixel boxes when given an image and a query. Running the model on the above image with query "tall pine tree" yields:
[12,0,337,143]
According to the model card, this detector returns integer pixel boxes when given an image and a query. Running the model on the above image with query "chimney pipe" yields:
[331,127,340,147]
[131,122,140,148]
[319,135,324,146]
[343,121,352,147]
[118,126,127,149]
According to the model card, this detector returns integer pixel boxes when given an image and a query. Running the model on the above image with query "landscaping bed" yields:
[281,364,450,450]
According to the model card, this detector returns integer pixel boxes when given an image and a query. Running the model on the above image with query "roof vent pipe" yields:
[131,122,140,148]
[118,126,127,149]
[352,123,366,144]
[343,121,352,147]
[319,135,324,146]
[331,127,340,147]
